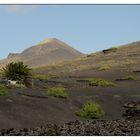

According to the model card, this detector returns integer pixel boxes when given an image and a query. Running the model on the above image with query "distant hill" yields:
[0,38,84,68]
[34,40,140,76]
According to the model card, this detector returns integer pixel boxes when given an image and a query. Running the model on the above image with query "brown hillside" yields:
[0,38,84,68]
[34,40,140,76]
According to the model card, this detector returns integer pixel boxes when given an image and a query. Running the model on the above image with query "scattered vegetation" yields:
[47,87,68,98]
[103,46,118,54]
[123,59,135,66]
[88,78,116,87]
[76,101,104,119]
[87,53,95,57]
[2,62,33,87]
[87,54,92,57]
[99,64,111,71]
[0,84,7,96]
[109,46,118,49]
[0,70,3,78]
[126,75,136,80]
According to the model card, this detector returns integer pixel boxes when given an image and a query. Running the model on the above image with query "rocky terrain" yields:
[0,120,140,136]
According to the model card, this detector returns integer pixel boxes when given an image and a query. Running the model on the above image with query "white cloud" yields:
[0,5,39,13]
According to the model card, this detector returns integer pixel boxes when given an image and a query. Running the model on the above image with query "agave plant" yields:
[2,62,33,86]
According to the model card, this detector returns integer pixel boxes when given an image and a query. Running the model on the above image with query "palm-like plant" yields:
[2,62,33,86]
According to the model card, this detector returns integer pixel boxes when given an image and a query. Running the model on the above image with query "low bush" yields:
[0,84,7,96]
[110,46,118,49]
[76,101,104,119]
[127,75,135,80]
[99,64,111,71]
[47,87,68,98]
[88,78,116,87]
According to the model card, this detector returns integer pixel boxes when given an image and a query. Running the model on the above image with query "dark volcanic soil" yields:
[0,68,140,131]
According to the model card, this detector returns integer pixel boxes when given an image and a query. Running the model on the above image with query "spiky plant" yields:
[2,62,33,86]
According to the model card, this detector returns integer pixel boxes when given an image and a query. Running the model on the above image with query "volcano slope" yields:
[0,38,84,68]
[0,41,140,135]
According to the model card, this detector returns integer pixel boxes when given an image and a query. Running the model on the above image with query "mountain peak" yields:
[1,37,84,68]
[38,38,59,45]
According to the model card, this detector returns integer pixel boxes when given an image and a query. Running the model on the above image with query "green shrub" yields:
[88,78,116,87]
[0,84,7,96]
[110,46,118,49]
[47,87,68,98]
[76,101,104,119]
[99,64,111,71]
[127,75,135,80]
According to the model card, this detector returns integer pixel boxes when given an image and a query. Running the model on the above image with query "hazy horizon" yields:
[1,5,140,59]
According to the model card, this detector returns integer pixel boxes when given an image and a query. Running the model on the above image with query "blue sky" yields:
[0,5,140,59]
